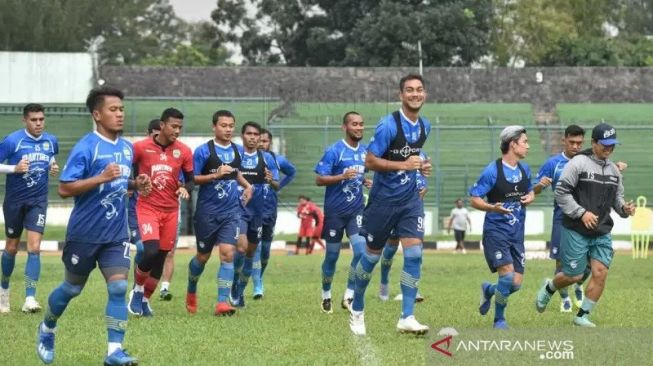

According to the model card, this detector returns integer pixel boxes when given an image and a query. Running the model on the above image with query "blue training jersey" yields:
[416,151,429,192]
[262,153,296,219]
[239,150,279,217]
[535,152,570,220]
[469,160,533,235]
[60,132,132,244]
[367,111,431,204]
[0,129,58,202]
[194,142,244,216]
[315,139,367,216]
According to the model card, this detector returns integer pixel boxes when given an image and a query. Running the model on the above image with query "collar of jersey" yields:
[341,139,361,151]
[399,108,420,126]
[94,131,120,145]
[24,129,43,141]
[213,140,232,149]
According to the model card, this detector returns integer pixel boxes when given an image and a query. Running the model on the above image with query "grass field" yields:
[0,250,651,365]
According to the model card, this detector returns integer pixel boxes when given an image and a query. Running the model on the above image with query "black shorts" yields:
[454,229,466,242]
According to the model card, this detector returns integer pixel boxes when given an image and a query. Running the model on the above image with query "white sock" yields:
[161,281,170,291]
[344,288,354,300]
[134,284,144,292]
[322,290,331,300]
[108,342,121,356]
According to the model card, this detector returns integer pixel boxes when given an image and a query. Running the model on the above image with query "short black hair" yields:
[342,111,361,124]
[298,195,310,201]
[23,103,44,117]
[147,118,161,134]
[85,86,124,114]
[160,108,184,122]
[212,110,235,125]
[564,124,585,137]
[399,74,425,91]
[500,128,527,154]
[241,121,262,135]
[260,128,272,139]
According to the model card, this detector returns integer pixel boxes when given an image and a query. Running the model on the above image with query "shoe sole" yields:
[104,360,138,366]
[215,309,236,317]
[321,305,333,314]
[415,298,425,303]
[397,328,429,336]
[253,294,263,300]
[185,306,197,314]
[160,294,173,301]
[22,307,42,314]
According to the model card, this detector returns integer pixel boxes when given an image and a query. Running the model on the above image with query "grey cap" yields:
[499,125,526,143]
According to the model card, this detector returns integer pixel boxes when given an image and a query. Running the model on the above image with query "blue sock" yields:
[321,242,341,293]
[494,272,514,322]
[380,244,399,286]
[352,251,380,312]
[217,262,234,303]
[485,283,497,298]
[237,257,253,298]
[1,250,15,289]
[233,251,244,276]
[25,252,40,297]
[44,281,82,329]
[347,235,365,291]
[510,283,521,294]
[260,240,271,277]
[187,257,205,294]
[252,244,262,291]
[105,280,128,344]
[400,245,422,318]
[555,266,568,298]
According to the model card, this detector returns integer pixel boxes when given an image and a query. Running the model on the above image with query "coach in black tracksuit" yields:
[535,123,636,327]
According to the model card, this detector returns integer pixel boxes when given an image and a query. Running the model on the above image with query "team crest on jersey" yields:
[42,142,50,151]
[123,147,132,160]
[198,241,205,249]
[329,229,336,237]
[71,254,79,265]
[367,233,374,243]
[173,149,181,158]
[495,251,503,260]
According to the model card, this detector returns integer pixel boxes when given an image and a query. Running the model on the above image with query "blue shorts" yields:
[239,214,263,244]
[194,212,240,253]
[3,199,47,238]
[261,215,276,242]
[322,211,363,243]
[62,241,131,276]
[549,217,563,260]
[482,229,525,274]
[359,199,424,250]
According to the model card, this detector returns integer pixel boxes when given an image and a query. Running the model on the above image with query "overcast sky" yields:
[169,0,215,22]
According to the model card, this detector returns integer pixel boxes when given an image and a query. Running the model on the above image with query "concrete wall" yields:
[100,66,653,103]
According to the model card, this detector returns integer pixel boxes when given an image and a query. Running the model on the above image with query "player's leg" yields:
[21,201,47,312]
[344,215,365,308]
[129,206,161,315]
[99,242,138,365]
[574,235,613,327]
[259,216,276,278]
[214,214,240,316]
[379,236,399,301]
[1,201,25,313]
[320,216,344,313]
[231,218,248,306]
[37,241,94,364]
[549,220,571,312]
[235,217,262,304]
[159,251,175,301]
[186,214,218,314]
[252,219,272,299]
[478,232,512,325]
[252,242,263,299]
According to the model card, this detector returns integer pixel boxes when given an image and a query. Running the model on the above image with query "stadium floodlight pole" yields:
[401,40,423,76]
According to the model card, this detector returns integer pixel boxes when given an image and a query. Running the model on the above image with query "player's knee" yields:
[403,244,422,259]
[61,281,83,298]
[591,265,608,281]
[140,240,160,263]
[349,234,366,253]
[3,243,18,256]
[107,279,128,297]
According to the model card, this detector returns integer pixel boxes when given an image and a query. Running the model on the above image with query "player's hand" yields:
[49,161,59,176]
[623,200,636,216]
[419,187,428,199]
[15,158,29,173]
[215,164,233,179]
[581,211,599,230]
[538,176,552,188]
[490,202,512,214]
[616,161,628,172]
[241,185,253,205]
[264,168,274,183]
[176,187,190,200]
[342,168,358,180]
[135,174,152,196]
[420,158,432,177]
[363,178,373,188]
[520,191,535,206]
[101,163,122,182]
[404,156,422,171]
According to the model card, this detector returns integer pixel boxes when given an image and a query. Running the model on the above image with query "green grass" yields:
[0,251,651,365]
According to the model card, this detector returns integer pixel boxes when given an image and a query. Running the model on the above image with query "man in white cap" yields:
[470,125,535,329]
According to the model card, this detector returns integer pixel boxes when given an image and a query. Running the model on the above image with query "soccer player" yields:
[251,128,296,299]
[473,125,535,329]
[348,74,432,336]
[231,121,278,307]
[447,198,471,254]
[535,123,635,327]
[0,103,58,314]
[378,151,428,302]
[296,196,315,255]
[185,110,252,316]
[36,86,151,365]
[128,108,194,317]
[316,111,369,313]
[307,203,325,254]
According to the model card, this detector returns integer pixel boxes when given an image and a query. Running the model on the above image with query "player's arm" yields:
[236,171,253,204]
[59,163,122,198]
[264,152,280,191]
[0,159,29,174]
[554,159,586,219]
[533,161,552,195]
[365,153,422,173]
[278,156,296,190]
[612,169,634,217]
[176,170,195,200]
[446,215,453,233]
[470,196,513,214]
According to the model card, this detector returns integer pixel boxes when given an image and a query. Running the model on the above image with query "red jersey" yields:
[133,137,193,212]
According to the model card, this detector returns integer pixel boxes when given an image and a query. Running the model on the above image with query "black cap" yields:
[147,119,161,134]
[591,123,618,146]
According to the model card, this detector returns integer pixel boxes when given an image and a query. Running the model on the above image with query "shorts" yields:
[321,212,362,242]
[482,229,525,274]
[560,226,613,277]
[359,199,424,250]
[62,241,131,276]
[194,211,240,253]
[261,215,276,242]
[3,199,47,238]
[549,217,563,260]
[239,214,263,244]
[137,204,179,251]
[454,229,466,242]
[299,222,313,237]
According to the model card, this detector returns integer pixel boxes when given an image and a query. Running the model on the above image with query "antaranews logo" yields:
[431,327,459,357]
